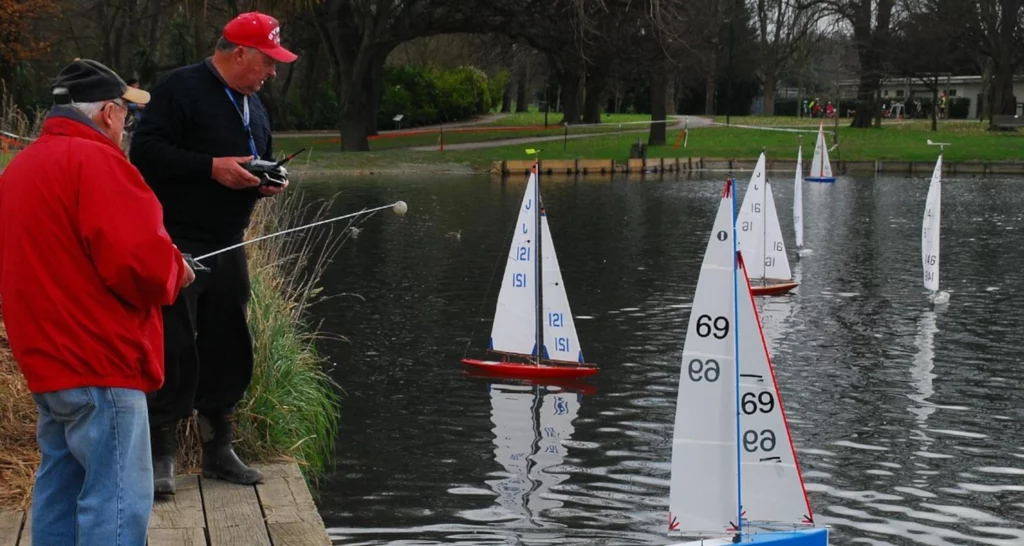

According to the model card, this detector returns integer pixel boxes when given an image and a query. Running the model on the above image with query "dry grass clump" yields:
[0,313,40,511]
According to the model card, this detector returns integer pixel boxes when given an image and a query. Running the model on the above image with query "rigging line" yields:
[463,199,520,360]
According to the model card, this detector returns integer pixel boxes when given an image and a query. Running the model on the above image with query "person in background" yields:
[0,58,194,546]
[129,11,297,496]
[125,77,146,125]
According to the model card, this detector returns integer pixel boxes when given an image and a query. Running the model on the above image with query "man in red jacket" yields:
[0,59,195,546]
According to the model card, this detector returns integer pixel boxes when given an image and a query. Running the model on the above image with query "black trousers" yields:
[147,239,253,427]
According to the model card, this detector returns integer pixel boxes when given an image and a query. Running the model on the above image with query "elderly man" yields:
[129,11,297,495]
[0,59,194,546]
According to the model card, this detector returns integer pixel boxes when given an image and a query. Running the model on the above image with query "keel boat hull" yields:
[461,358,599,379]
[669,528,828,546]
[751,281,799,296]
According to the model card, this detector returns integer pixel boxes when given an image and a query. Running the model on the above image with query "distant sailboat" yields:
[922,152,949,306]
[736,153,799,296]
[462,161,598,378]
[806,122,835,183]
[793,143,812,258]
[667,178,827,546]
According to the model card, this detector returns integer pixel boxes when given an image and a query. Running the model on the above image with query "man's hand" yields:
[258,179,288,197]
[212,156,260,189]
[181,258,196,287]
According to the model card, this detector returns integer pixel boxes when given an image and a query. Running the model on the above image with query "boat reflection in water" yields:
[464,371,591,529]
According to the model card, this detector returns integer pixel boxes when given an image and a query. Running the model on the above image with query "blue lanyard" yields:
[224,87,258,158]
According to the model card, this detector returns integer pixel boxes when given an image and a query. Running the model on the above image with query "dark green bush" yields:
[377,65,492,129]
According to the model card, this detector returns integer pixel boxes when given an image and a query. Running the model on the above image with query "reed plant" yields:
[0,84,44,172]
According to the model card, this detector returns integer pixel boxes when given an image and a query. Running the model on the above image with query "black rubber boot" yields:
[151,423,177,496]
[199,412,263,485]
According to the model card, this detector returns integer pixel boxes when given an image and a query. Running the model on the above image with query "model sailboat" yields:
[806,122,835,183]
[736,153,799,296]
[667,178,827,546]
[462,161,599,379]
[793,143,812,258]
[922,151,949,305]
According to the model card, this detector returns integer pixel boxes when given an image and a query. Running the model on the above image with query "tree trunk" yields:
[704,71,717,115]
[762,77,777,116]
[991,56,1016,118]
[648,64,668,146]
[501,82,512,112]
[582,68,607,124]
[366,59,385,136]
[324,43,392,150]
[515,79,529,112]
[931,86,938,131]
[851,70,877,128]
[981,57,994,122]
[557,69,582,124]
[666,77,677,115]
[189,0,208,62]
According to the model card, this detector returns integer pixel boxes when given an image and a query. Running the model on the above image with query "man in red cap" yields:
[129,12,297,495]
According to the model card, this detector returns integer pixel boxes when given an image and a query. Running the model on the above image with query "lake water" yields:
[290,171,1024,545]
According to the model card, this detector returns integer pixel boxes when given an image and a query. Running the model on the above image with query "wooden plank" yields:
[0,511,23,546]
[254,463,330,545]
[147,528,207,546]
[266,522,331,546]
[200,477,271,546]
[149,475,205,531]
[504,159,533,176]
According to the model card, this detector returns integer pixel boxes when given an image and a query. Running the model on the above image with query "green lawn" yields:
[288,118,1023,175]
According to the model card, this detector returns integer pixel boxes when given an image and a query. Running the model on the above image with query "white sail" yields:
[737,154,791,281]
[669,181,739,536]
[762,182,792,280]
[735,255,814,528]
[736,154,767,274]
[808,123,833,180]
[793,145,804,249]
[540,212,584,363]
[922,155,942,293]
[490,170,538,356]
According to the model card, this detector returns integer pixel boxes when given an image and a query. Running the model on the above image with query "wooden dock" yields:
[0,461,330,546]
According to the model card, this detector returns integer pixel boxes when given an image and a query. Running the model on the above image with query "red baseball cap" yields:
[223,12,298,63]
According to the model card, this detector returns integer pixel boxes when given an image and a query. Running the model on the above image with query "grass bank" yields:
[281,115,1023,175]
[0,192,346,510]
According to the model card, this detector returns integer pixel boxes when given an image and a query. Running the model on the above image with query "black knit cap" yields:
[51,59,150,106]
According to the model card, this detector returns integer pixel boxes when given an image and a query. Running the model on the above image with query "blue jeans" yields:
[31,387,154,546]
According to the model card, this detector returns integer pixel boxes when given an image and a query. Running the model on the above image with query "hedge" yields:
[377,65,494,129]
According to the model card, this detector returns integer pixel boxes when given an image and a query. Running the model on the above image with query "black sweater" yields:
[129,59,273,245]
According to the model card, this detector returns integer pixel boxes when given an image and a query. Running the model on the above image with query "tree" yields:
[801,0,897,128]
[0,0,60,93]
[751,0,821,115]
[891,0,975,130]
[966,0,1024,124]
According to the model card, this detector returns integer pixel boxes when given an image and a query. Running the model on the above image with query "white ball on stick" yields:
[392,200,409,217]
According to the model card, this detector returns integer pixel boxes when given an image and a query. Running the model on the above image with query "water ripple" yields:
[303,175,1024,545]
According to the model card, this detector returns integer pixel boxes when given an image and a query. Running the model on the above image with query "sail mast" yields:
[731,178,744,540]
[534,161,544,362]
[761,148,768,281]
